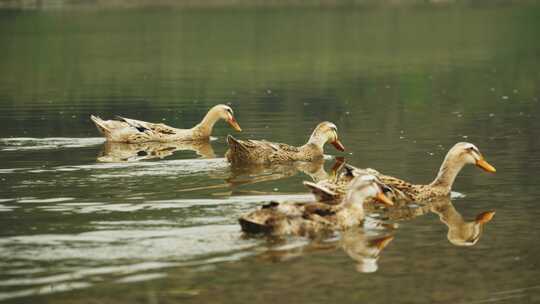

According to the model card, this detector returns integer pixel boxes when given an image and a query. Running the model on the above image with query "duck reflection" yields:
[227,157,345,190]
[97,140,216,162]
[430,198,495,247]
[257,229,394,273]
[375,196,495,247]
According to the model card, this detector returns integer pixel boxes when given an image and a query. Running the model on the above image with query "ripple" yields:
[8,158,230,178]
[18,197,75,204]
[116,272,167,283]
[0,225,256,261]
[25,194,313,214]
[0,282,92,301]
[0,204,18,212]
[0,137,105,151]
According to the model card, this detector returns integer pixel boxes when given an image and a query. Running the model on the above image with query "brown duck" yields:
[239,174,394,237]
[226,121,345,165]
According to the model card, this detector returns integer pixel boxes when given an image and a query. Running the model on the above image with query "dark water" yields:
[1,2,540,303]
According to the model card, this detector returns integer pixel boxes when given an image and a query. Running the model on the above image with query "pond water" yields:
[1,2,540,303]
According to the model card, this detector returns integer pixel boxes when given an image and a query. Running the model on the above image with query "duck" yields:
[307,142,496,203]
[90,104,241,143]
[226,121,345,165]
[238,174,394,237]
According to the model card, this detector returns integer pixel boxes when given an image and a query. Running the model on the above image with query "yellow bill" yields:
[228,117,242,132]
[476,158,496,173]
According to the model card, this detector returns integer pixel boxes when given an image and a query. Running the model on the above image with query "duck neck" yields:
[343,193,366,217]
[301,132,327,156]
[429,155,466,193]
[306,131,328,149]
[432,201,462,227]
[193,108,221,138]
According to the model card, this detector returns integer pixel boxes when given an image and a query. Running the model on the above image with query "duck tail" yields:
[226,135,249,153]
[90,115,110,136]
[303,181,339,202]
[343,164,358,177]
[238,217,271,234]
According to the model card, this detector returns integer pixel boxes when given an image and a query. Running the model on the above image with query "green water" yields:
[1,2,540,303]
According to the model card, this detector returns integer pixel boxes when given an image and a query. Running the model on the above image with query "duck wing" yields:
[303,181,341,203]
[115,116,179,136]
[303,202,337,218]
[227,136,302,163]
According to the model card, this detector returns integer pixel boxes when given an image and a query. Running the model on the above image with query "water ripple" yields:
[0,137,105,151]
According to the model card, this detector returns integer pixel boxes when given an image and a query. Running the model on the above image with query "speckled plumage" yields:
[226,121,344,165]
[90,104,241,143]
[307,142,496,204]
[239,174,393,237]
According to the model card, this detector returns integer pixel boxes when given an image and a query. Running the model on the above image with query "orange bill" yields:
[476,158,496,173]
[375,192,394,206]
[331,139,345,152]
[371,235,395,250]
[476,211,495,224]
[227,117,242,132]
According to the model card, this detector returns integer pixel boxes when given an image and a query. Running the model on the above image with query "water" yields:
[1,2,540,303]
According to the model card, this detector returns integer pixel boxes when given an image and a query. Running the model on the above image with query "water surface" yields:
[1,2,540,303]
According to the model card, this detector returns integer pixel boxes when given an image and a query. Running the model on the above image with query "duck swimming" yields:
[238,174,393,237]
[90,104,241,143]
[226,121,345,165]
[307,142,496,203]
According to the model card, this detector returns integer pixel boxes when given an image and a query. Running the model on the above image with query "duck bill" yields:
[375,192,394,206]
[476,211,495,224]
[476,158,496,173]
[371,235,394,250]
[227,117,242,132]
[331,139,345,152]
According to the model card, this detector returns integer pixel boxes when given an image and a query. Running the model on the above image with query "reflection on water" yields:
[97,140,217,162]
[430,198,495,247]
[257,229,394,273]
[1,1,540,303]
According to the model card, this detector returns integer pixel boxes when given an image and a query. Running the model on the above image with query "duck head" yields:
[449,142,496,173]
[431,142,496,190]
[214,104,242,132]
[345,174,394,207]
[308,121,345,152]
